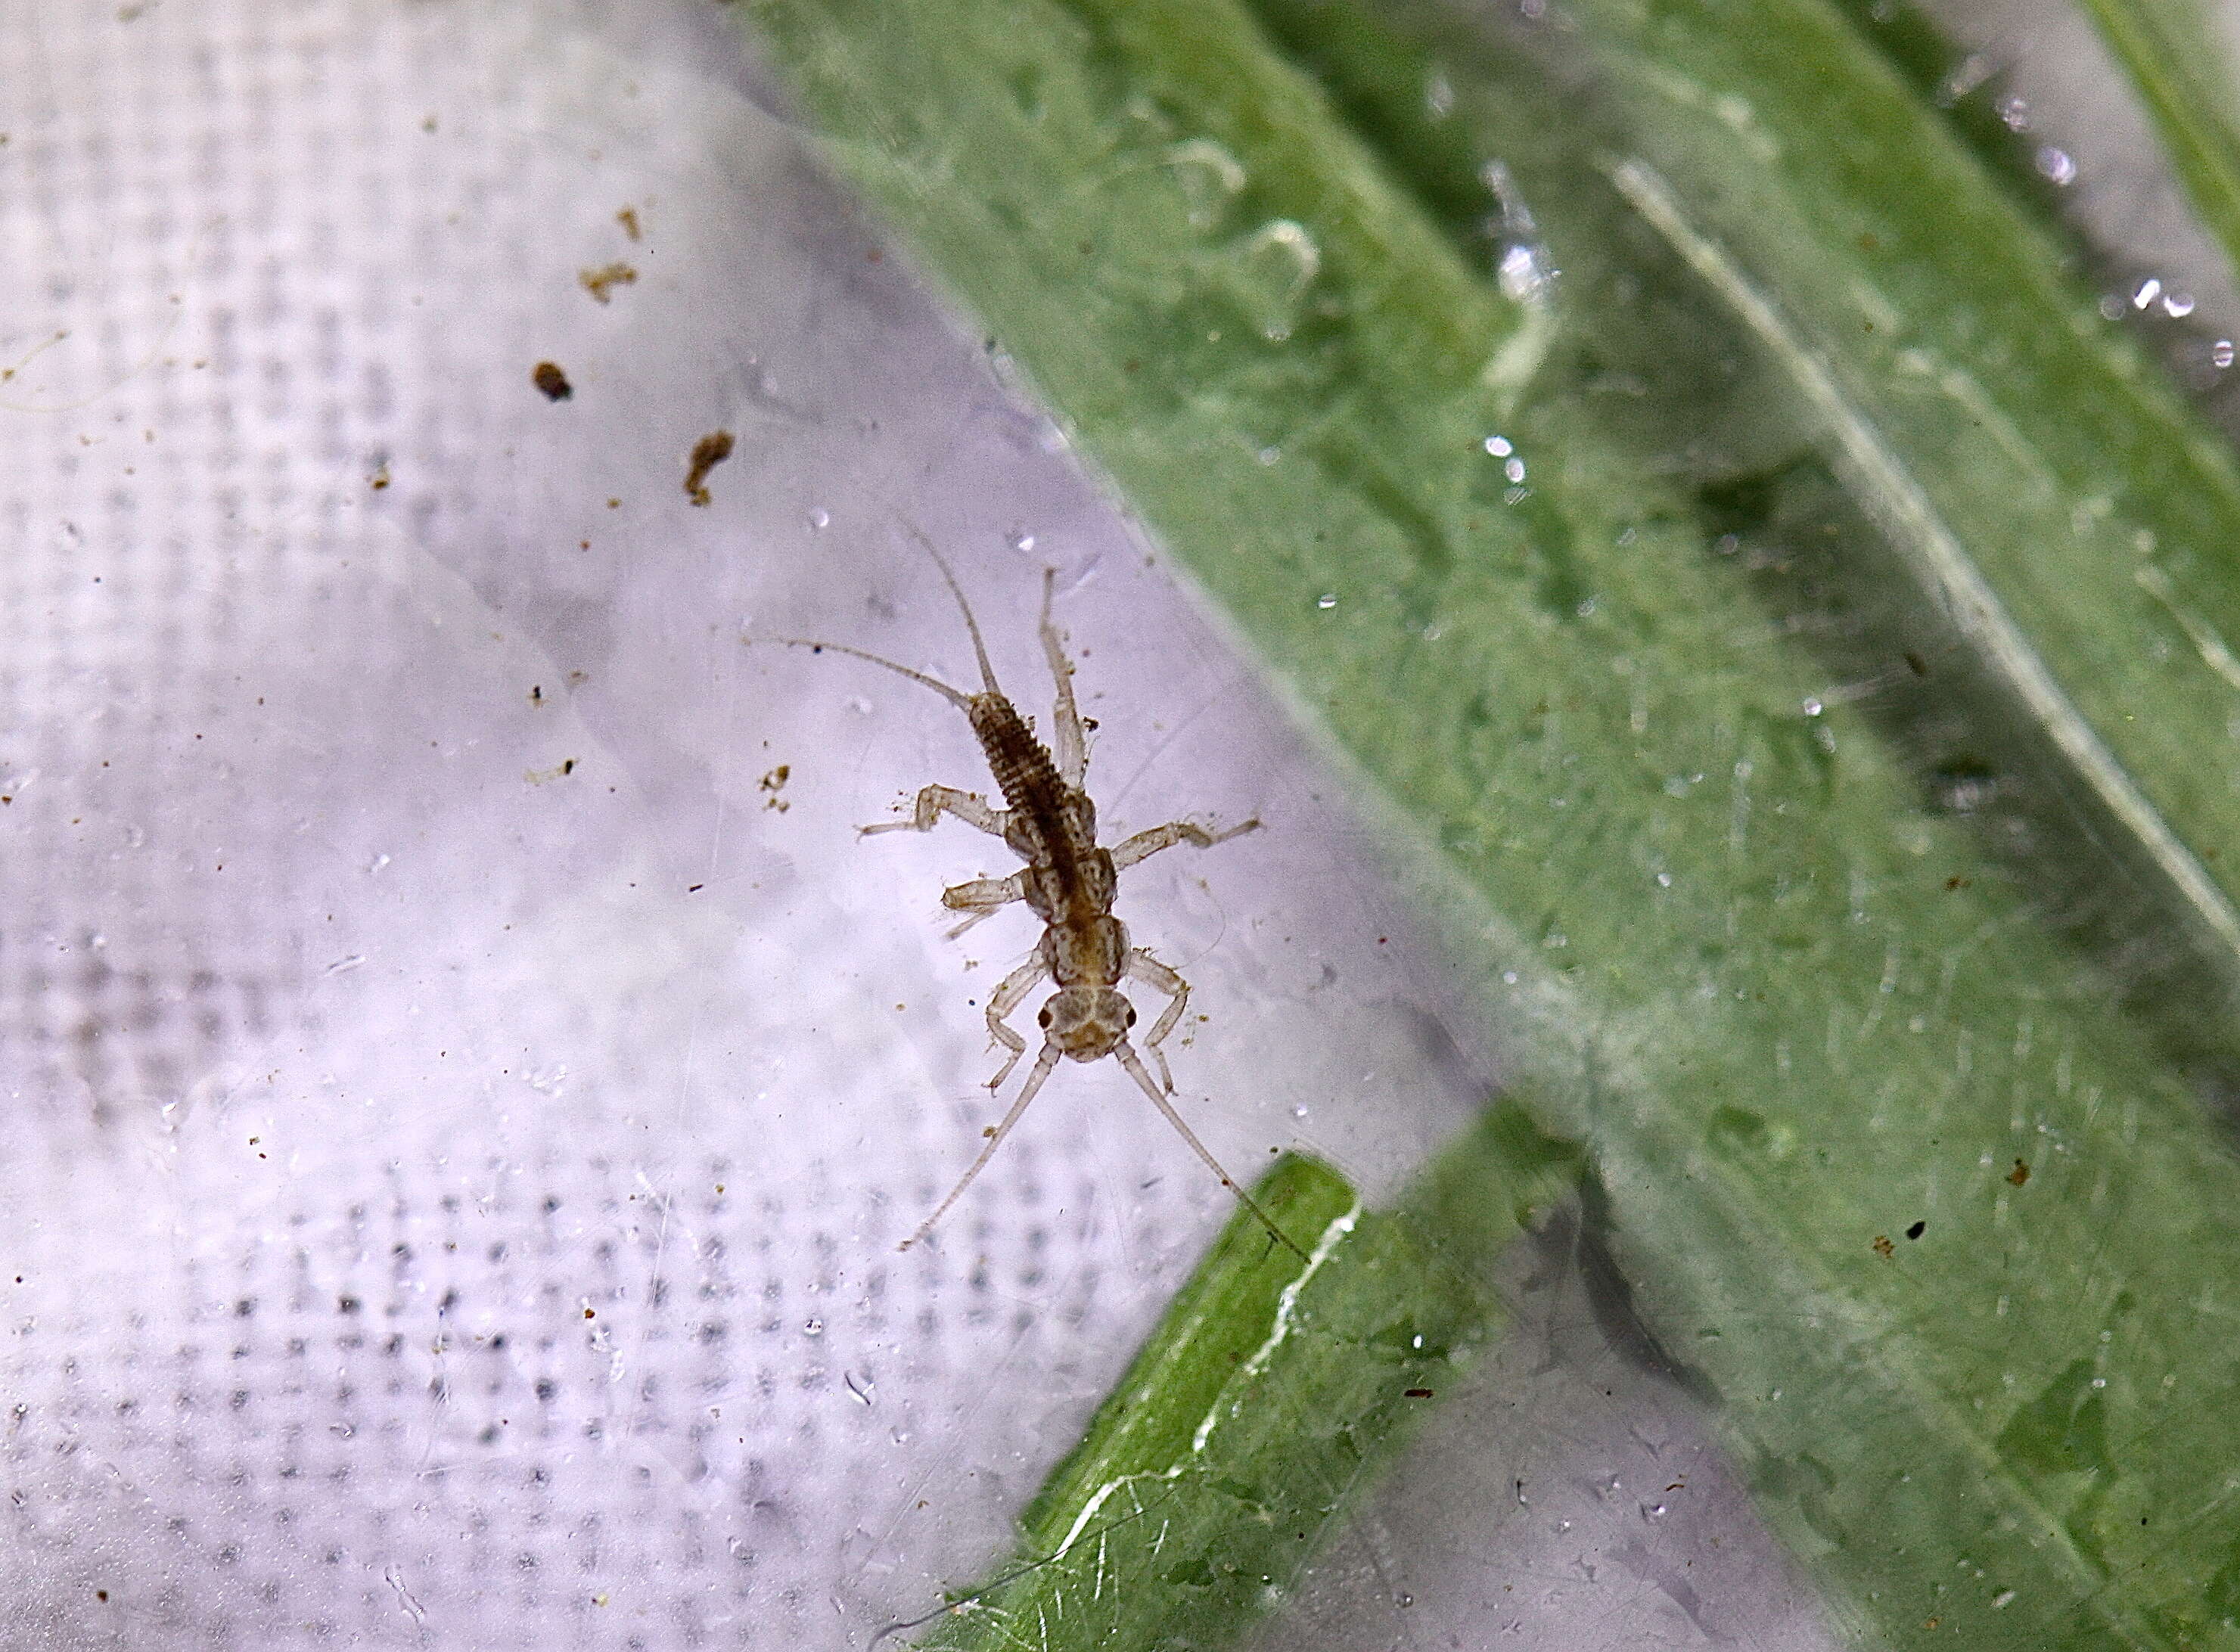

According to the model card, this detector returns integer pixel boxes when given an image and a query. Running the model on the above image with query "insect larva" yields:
[764,527,1296,1257]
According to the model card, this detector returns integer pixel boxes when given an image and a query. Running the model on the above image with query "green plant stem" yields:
[910,1110,1580,1650]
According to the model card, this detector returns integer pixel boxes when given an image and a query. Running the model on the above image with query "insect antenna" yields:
[1113,1043,1308,1261]
[893,516,1005,698]
[899,1042,1064,1253]
[766,636,975,713]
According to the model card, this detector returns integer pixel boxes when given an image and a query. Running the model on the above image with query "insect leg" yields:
[1037,568,1089,787]
[940,869,1031,939]
[983,956,1046,1089]
[862,784,1009,840]
[1125,948,1188,1095]
[1113,1042,1305,1260]
[898,1041,1063,1253]
[1109,816,1261,871]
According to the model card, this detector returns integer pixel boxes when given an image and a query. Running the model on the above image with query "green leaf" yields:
[2074,0,2240,288]
[747,2,2240,1647]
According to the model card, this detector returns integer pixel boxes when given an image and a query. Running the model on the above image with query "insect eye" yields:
[1038,1005,1053,1027]
[1125,1005,1137,1026]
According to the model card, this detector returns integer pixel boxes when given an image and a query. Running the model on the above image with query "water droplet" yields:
[807,508,830,530]
[2133,277,2164,311]
[1803,697,1824,716]
[1231,219,1321,340]
[2215,340,2235,369]
[1005,529,1036,554]
[1646,1502,1667,1520]
[1555,1518,1572,1533]
[1257,446,1282,467]
[1315,592,1338,610]
[803,1317,824,1337]
[1995,93,2029,132]
[2164,290,2196,318]
[1291,1104,1310,1119]
[1655,872,1673,888]
[1424,73,1454,120]
[1937,53,1991,104]
[1483,434,1515,458]
[1991,1589,2016,1610]
[1497,243,1554,305]
[1165,139,1248,228]
[2034,146,2075,185]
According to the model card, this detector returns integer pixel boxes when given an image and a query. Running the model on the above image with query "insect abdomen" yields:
[971,696,1069,821]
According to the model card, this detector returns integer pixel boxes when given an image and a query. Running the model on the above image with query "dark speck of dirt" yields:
[685,430,735,507]
[2007,1159,2030,1187]
[1905,1220,1925,1240]
[532,361,573,401]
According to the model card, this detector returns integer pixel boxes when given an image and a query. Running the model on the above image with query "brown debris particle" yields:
[532,361,573,401]
[2006,1159,2030,1187]
[1871,1234,1895,1259]
[759,764,791,812]
[579,262,638,304]
[616,206,642,241]
[685,430,735,506]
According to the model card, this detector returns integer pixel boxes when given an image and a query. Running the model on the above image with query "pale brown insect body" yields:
[774,532,1298,1257]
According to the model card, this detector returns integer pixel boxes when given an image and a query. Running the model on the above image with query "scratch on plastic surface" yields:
[1046,1200,1359,1565]
[384,1563,427,1626]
